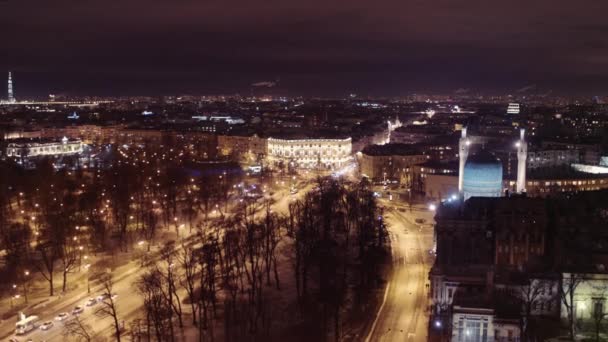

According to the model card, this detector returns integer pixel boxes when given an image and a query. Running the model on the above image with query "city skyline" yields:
[2,2,608,341]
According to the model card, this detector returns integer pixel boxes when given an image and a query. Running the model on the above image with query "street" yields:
[366,202,435,342]
[0,173,322,342]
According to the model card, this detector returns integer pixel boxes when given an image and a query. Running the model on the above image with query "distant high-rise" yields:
[7,72,15,103]
[507,102,520,114]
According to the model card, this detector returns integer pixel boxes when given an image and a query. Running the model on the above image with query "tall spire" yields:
[458,127,470,196]
[516,128,527,193]
[7,72,15,103]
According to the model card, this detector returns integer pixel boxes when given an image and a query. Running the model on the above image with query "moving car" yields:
[55,313,69,321]
[97,293,118,302]
[72,306,84,315]
[40,321,54,331]
[85,298,97,306]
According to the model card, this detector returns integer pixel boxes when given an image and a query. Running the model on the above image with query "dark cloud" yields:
[1,0,607,96]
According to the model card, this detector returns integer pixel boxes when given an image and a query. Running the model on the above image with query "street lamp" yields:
[22,271,30,304]
[84,263,91,294]
[78,245,84,271]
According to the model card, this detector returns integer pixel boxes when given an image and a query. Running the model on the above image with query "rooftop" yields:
[6,137,81,145]
[362,143,424,156]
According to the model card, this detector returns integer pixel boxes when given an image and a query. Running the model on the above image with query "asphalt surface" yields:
[366,204,435,342]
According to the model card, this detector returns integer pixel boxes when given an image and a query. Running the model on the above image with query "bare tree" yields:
[178,242,200,325]
[511,276,556,341]
[561,272,585,340]
[159,243,184,331]
[60,238,79,293]
[98,275,122,342]
[138,269,173,342]
[63,316,94,342]
[34,242,58,296]
[261,200,282,289]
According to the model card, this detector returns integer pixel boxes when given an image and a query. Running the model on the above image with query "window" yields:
[448,288,453,299]
[594,299,604,317]
[458,320,464,341]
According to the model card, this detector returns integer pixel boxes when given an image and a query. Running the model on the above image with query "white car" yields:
[85,298,97,306]
[55,313,69,321]
[72,306,84,315]
[97,293,117,302]
[40,321,54,330]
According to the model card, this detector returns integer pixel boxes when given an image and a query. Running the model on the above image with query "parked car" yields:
[39,321,54,330]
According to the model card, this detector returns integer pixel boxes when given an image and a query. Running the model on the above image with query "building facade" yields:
[267,137,351,169]
[527,149,580,169]
[6,137,83,158]
[217,134,267,163]
[358,143,427,182]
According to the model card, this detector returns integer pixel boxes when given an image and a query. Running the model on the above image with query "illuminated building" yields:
[218,134,267,163]
[7,71,15,103]
[458,128,527,199]
[571,163,608,174]
[507,103,520,114]
[358,143,427,182]
[5,137,83,158]
[526,148,579,170]
[463,151,503,200]
[411,161,458,199]
[267,137,351,169]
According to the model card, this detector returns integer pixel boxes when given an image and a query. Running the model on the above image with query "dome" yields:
[463,151,503,200]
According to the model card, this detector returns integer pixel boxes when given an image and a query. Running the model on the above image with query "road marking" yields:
[365,282,391,342]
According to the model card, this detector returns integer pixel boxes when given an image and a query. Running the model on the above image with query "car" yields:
[85,298,97,306]
[54,313,69,321]
[415,218,426,224]
[96,293,118,303]
[72,306,84,315]
[8,338,19,342]
[39,321,53,330]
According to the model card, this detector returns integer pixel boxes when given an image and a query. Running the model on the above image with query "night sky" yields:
[2,0,608,97]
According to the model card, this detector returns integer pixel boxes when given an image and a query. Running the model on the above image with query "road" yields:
[0,176,319,342]
[366,203,435,342]
[2,257,145,342]
[0,168,351,341]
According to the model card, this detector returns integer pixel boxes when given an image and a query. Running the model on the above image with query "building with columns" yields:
[267,137,352,169]
[5,137,83,158]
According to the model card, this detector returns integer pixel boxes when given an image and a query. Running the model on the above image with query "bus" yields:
[15,314,39,335]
